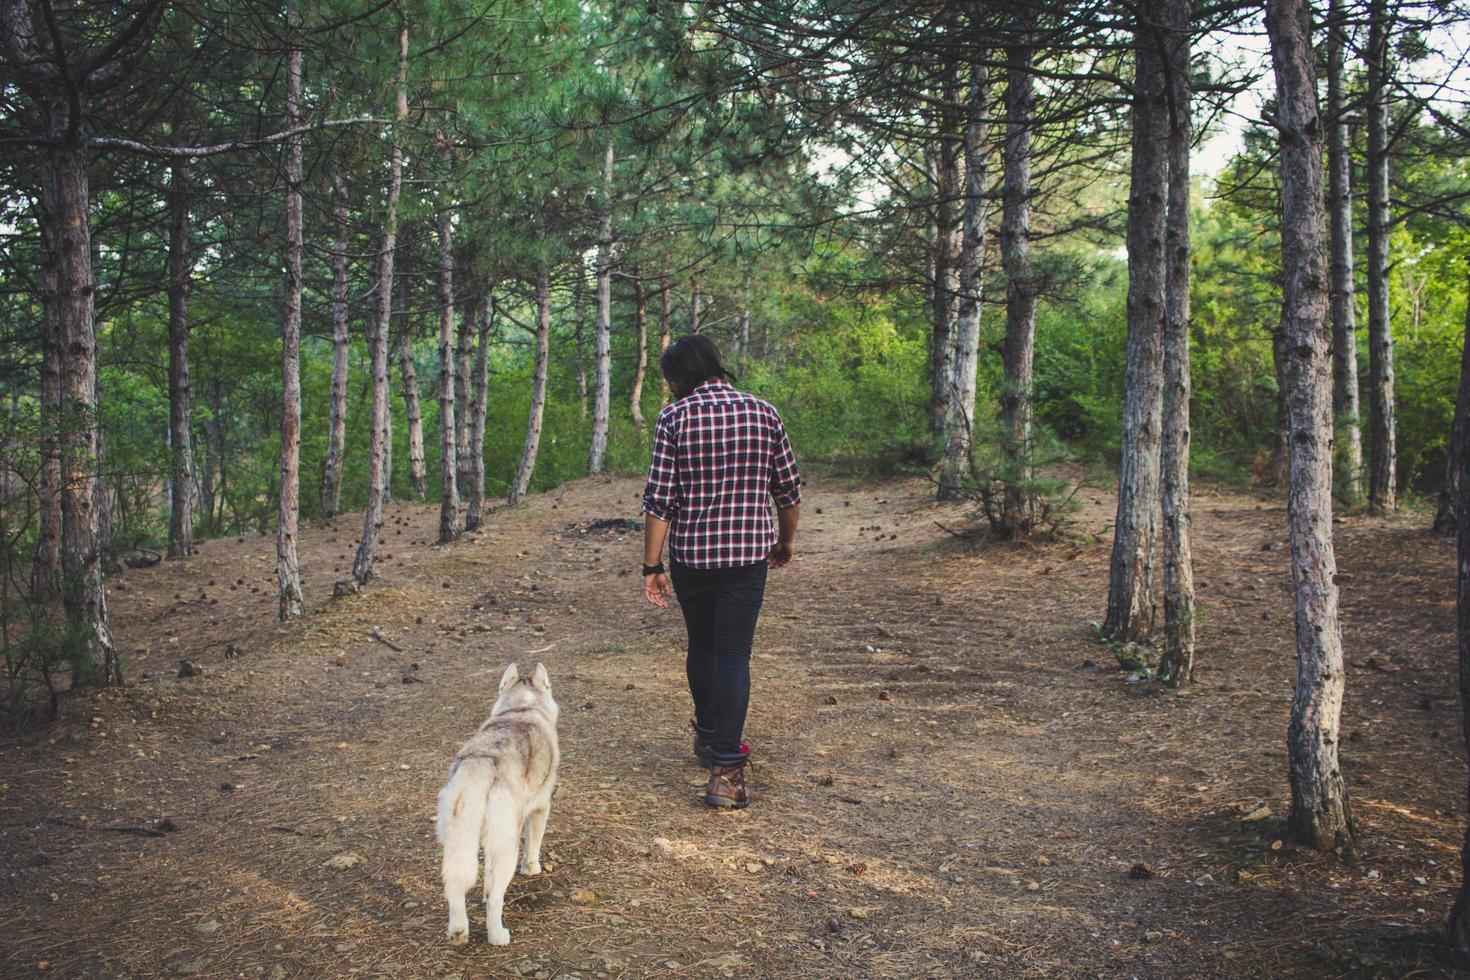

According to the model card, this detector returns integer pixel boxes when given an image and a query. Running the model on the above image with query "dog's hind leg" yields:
[483,797,519,945]
[520,804,549,875]
[441,830,477,946]
[438,769,487,946]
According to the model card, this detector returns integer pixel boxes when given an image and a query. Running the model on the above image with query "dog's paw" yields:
[447,926,469,947]
[520,859,542,876]
[487,926,511,946]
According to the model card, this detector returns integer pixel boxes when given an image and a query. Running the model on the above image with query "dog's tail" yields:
[437,758,493,886]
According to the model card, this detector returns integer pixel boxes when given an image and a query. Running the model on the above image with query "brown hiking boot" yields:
[691,720,714,768]
[704,762,749,809]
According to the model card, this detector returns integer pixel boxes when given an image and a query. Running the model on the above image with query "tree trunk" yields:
[1365,0,1397,513]
[454,276,474,495]
[938,59,990,502]
[1103,3,1169,646]
[437,209,461,543]
[276,30,306,620]
[353,21,408,586]
[573,270,588,416]
[166,158,194,559]
[465,292,492,530]
[738,306,750,376]
[1446,264,1470,964]
[1326,0,1364,504]
[511,269,551,504]
[396,310,427,500]
[1266,0,1354,851]
[998,33,1038,536]
[1158,0,1195,684]
[630,270,648,432]
[689,278,702,335]
[33,226,61,596]
[321,172,350,518]
[588,142,614,475]
[659,273,673,406]
[929,137,962,438]
[51,135,119,683]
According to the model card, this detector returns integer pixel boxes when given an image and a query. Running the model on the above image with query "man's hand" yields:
[643,571,674,608]
[769,540,794,569]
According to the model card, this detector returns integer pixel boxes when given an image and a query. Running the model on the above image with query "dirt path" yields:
[0,473,1463,978]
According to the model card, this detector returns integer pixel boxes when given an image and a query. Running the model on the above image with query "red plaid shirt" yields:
[642,379,802,569]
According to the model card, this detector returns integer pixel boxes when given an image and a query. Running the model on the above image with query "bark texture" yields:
[630,271,648,432]
[1157,0,1195,684]
[929,135,963,437]
[1326,0,1363,504]
[166,158,194,559]
[33,239,61,595]
[1365,0,1397,513]
[659,275,672,407]
[1266,0,1354,851]
[396,317,427,500]
[1103,4,1169,645]
[276,32,305,620]
[938,60,990,502]
[353,22,407,586]
[321,172,350,518]
[588,142,614,475]
[52,136,119,681]
[436,209,461,543]
[510,270,551,504]
[465,293,491,531]
[998,33,1038,536]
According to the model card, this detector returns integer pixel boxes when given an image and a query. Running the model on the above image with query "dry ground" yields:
[0,471,1464,978]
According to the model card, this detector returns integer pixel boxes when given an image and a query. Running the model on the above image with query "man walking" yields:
[640,336,801,809]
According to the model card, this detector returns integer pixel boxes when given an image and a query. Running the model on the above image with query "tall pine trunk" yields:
[1266,0,1354,851]
[511,269,551,504]
[588,142,614,475]
[454,277,474,495]
[353,21,408,586]
[630,270,647,433]
[33,240,61,597]
[437,209,461,543]
[938,60,990,502]
[998,32,1038,536]
[1365,0,1397,513]
[465,293,491,530]
[166,158,194,559]
[1103,3,1169,645]
[659,273,673,406]
[321,172,350,518]
[689,278,702,334]
[51,134,119,682]
[929,137,962,438]
[1158,0,1195,683]
[1446,265,1470,962]
[573,271,588,416]
[277,29,306,619]
[1326,0,1364,504]
[396,305,427,499]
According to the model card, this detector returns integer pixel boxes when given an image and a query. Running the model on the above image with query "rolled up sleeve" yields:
[768,410,802,508]
[641,408,681,521]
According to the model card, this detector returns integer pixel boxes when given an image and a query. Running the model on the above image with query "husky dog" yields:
[436,662,559,946]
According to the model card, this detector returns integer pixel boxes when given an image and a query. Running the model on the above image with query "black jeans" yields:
[670,559,768,768]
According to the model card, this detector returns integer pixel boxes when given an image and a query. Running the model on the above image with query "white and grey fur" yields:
[436,662,559,945]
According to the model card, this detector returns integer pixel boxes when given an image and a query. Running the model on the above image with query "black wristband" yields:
[642,562,666,576]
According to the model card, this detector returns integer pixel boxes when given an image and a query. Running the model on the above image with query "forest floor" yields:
[0,470,1464,978]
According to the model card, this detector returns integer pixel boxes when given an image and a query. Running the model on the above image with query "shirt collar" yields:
[693,378,733,394]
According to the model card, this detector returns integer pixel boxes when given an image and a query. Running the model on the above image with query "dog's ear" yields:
[532,662,551,692]
[498,663,520,693]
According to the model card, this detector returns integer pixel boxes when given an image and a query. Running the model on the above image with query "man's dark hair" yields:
[660,335,735,397]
